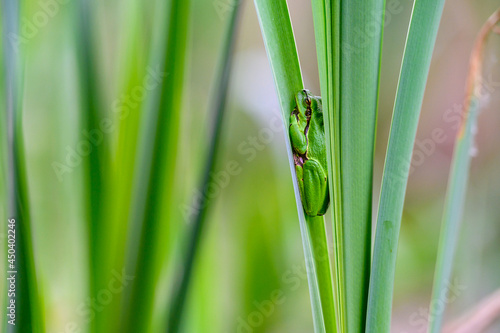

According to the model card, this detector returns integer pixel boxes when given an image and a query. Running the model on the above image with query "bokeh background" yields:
[1,0,500,332]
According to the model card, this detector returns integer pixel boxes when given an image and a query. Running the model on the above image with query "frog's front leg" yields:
[302,159,329,216]
[289,114,307,155]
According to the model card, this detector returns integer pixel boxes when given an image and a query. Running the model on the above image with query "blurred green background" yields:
[1,0,500,332]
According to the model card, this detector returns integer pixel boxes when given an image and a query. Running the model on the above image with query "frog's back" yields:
[306,104,327,169]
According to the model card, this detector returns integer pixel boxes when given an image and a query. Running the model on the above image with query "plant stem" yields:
[307,216,337,333]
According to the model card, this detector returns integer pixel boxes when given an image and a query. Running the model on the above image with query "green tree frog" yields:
[289,89,329,216]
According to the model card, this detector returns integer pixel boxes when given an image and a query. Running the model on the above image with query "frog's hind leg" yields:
[295,164,305,204]
[302,159,329,216]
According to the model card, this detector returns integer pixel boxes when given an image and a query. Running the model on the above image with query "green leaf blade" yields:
[307,216,337,333]
[339,1,385,332]
[254,1,336,331]
[1,0,44,331]
[121,0,191,331]
[311,0,345,331]
[366,0,446,331]
[166,2,242,331]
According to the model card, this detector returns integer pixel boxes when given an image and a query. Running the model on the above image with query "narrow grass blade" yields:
[254,1,335,331]
[166,2,242,331]
[1,0,44,331]
[428,9,500,333]
[366,0,446,331]
[120,0,191,331]
[110,0,149,269]
[307,215,336,333]
[74,1,109,331]
[311,0,343,330]
[99,0,150,331]
[339,1,385,332]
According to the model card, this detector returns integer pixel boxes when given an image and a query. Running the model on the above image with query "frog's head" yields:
[292,89,312,128]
